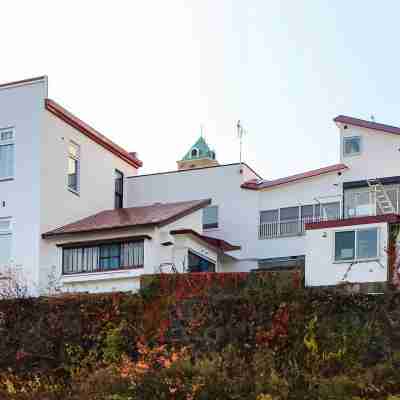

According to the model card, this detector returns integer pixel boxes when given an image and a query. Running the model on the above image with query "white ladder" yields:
[367,178,395,214]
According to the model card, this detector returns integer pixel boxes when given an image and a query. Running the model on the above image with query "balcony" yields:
[259,217,325,239]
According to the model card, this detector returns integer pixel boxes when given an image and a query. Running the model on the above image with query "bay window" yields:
[0,128,15,180]
[334,228,378,262]
[62,239,144,275]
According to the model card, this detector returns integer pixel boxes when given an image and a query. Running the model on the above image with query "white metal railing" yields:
[259,217,326,240]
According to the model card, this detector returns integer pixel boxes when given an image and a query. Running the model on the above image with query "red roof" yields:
[45,99,142,169]
[334,115,400,136]
[305,214,400,230]
[170,229,241,252]
[42,199,211,238]
[241,163,348,190]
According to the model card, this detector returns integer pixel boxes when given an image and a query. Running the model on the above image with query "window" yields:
[203,205,218,229]
[334,228,378,262]
[115,170,124,209]
[0,218,12,267]
[321,202,340,220]
[260,209,278,224]
[191,148,199,158]
[0,128,15,180]
[259,203,338,239]
[188,251,215,273]
[62,240,144,275]
[68,142,80,193]
[343,136,361,156]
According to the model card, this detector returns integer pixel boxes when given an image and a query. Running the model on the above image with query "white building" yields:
[2,75,400,294]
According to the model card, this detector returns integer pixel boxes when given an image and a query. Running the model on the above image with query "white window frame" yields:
[0,217,12,267]
[343,136,361,157]
[333,227,379,263]
[67,141,80,194]
[0,127,15,181]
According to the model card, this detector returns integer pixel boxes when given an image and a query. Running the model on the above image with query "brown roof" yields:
[334,115,400,136]
[241,163,348,190]
[42,199,211,238]
[305,214,400,230]
[45,99,143,168]
[0,76,47,89]
[170,229,241,252]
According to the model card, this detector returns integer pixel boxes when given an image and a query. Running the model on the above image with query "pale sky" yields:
[2,1,400,178]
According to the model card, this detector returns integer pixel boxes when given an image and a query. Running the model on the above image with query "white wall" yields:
[127,164,260,271]
[305,222,388,286]
[0,79,47,291]
[38,111,138,292]
[339,124,400,181]
[255,171,345,259]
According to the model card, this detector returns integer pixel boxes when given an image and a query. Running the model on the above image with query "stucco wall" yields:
[339,124,400,182]
[126,164,259,271]
[255,171,345,260]
[0,79,47,291]
[38,111,139,292]
[305,222,388,287]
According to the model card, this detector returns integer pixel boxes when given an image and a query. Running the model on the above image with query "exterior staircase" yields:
[367,178,396,214]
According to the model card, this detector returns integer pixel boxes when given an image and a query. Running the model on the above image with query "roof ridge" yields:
[242,163,348,190]
[45,98,143,168]
[334,115,400,136]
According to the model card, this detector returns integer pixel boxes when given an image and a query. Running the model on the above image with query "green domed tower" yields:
[177,136,219,170]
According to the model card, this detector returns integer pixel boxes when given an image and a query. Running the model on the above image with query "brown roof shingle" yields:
[170,229,241,252]
[241,163,348,190]
[42,199,211,238]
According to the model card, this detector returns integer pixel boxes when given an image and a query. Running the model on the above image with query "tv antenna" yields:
[236,120,247,167]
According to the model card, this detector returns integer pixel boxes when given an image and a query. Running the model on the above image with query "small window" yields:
[191,148,199,158]
[68,142,80,193]
[343,136,361,156]
[334,228,378,262]
[115,170,124,209]
[0,128,15,180]
[260,209,278,224]
[0,218,12,267]
[203,205,218,229]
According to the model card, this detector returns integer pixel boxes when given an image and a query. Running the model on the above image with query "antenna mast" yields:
[237,120,246,167]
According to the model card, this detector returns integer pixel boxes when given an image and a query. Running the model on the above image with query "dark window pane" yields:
[260,209,278,223]
[280,207,299,221]
[335,231,355,261]
[203,206,218,229]
[344,137,361,155]
[301,205,314,219]
[357,229,378,259]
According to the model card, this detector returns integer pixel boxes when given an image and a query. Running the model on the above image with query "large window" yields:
[0,218,12,267]
[334,228,378,262]
[62,239,144,275]
[343,136,361,157]
[115,170,124,209]
[0,128,15,180]
[203,205,218,229]
[68,142,80,193]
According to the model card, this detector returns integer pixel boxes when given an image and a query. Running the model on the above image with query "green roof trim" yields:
[181,136,216,161]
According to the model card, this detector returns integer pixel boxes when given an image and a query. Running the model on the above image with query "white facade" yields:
[3,76,400,294]
[126,163,260,271]
[0,77,140,294]
[305,221,389,287]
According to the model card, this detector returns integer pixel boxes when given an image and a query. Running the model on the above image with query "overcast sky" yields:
[3,1,400,178]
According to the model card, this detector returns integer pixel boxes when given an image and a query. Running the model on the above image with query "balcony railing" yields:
[259,217,325,239]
